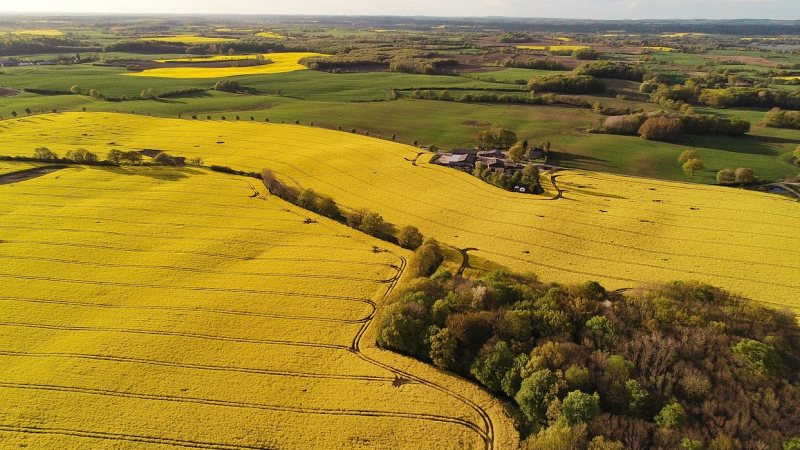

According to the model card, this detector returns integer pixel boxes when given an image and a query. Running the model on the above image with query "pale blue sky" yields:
[1,0,798,20]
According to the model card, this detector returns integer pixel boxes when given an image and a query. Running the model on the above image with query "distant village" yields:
[432,146,547,194]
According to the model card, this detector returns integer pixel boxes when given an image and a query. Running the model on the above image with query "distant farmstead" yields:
[433,146,544,194]
[437,149,477,169]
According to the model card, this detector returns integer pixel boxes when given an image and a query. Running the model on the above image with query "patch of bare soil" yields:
[0,87,21,97]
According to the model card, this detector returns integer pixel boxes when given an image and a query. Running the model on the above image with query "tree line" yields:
[599,112,750,143]
[376,256,800,450]
[0,147,196,167]
[260,169,424,250]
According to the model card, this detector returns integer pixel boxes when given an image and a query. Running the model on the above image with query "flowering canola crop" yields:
[125,52,327,78]
[1,113,798,313]
[0,162,516,449]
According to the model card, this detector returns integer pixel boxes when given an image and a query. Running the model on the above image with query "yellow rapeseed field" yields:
[146,35,235,43]
[644,46,676,52]
[1,113,799,314]
[0,161,42,175]
[125,52,327,78]
[0,162,517,449]
[517,45,591,51]
[256,31,287,39]
[7,29,63,36]
[661,33,708,37]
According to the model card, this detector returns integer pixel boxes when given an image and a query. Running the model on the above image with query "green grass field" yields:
[1,58,797,185]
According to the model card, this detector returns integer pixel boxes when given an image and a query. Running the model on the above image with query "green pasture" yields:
[0,58,796,185]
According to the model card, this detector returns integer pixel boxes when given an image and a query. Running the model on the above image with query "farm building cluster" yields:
[434,147,546,194]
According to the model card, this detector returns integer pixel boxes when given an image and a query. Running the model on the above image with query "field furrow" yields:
[0,166,517,450]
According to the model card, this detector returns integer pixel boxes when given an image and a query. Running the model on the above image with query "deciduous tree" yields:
[33,147,57,159]
[677,149,698,164]
[398,225,424,250]
[716,168,736,185]
[735,167,755,185]
[515,368,559,423]
[682,158,704,176]
[562,391,601,426]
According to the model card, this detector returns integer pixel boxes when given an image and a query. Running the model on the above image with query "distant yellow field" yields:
[0,161,516,449]
[555,37,574,42]
[775,76,800,81]
[1,113,798,313]
[517,45,591,51]
[256,31,287,39]
[644,46,676,52]
[124,52,327,78]
[7,29,63,36]
[662,32,708,37]
[147,35,234,43]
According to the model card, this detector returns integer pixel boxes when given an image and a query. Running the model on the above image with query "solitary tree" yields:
[70,85,82,94]
[683,158,705,176]
[11,111,17,118]
[24,108,31,116]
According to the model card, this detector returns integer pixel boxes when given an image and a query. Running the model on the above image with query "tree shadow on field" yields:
[684,134,797,157]
[154,91,213,104]
[548,151,613,169]
[93,165,207,181]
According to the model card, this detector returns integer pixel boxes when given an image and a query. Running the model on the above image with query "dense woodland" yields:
[377,243,800,450]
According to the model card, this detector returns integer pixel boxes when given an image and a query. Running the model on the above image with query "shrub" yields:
[716,168,736,185]
[398,225,424,250]
[153,152,176,166]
